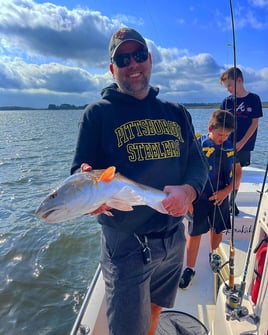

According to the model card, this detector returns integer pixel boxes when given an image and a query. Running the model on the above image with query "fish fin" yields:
[116,186,144,204]
[103,210,114,216]
[106,186,144,211]
[106,199,134,211]
[99,166,116,182]
[146,201,168,214]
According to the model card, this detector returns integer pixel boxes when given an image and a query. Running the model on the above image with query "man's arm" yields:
[162,139,208,217]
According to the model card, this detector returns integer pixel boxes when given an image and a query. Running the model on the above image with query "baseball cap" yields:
[109,27,147,58]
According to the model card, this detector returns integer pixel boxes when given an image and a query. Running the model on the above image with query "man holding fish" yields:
[71,28,208,335]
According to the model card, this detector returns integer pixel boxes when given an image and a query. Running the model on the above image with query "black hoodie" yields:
[71,84,207,234]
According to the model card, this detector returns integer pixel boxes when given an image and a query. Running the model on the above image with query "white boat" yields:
[70,165,268,335]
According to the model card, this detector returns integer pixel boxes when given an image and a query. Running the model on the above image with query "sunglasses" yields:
[112,49,149,68]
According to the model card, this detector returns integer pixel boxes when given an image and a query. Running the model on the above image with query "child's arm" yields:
[236,118,259,152]
[208,162,241,205]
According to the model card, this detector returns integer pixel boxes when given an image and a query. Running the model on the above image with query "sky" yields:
[0,0,267,108]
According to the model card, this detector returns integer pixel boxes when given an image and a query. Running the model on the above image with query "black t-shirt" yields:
[220,92,263,151]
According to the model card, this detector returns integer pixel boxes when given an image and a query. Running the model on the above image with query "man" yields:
[71,27,208,335]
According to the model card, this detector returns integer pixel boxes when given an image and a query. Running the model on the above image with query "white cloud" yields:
[236,10,268,29]
[216,3,268,31]
[0,0,116,66]
[0,0,267,107]
[249,0,268,8]
[0,57,106,91]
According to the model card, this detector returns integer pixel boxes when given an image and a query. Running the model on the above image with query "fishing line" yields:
[209,106,234,234]
[143,1,215,220]
[143,0,163,47]
[145,0,234,233]
[181,106,230,233]
[182,0,240,291]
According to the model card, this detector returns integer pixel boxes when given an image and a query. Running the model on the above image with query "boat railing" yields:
[70,264,102,335]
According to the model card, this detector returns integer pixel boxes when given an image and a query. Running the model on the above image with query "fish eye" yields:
[49,192,57,199]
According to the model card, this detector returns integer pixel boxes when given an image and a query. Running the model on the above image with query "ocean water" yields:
[0,108,267,334]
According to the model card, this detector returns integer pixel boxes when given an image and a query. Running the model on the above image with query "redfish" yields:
[35,166,168,223]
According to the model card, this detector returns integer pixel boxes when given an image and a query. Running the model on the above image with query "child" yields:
[220,67,263,215]
[179,109,242,289]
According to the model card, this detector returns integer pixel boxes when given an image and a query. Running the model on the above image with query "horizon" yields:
[1,101,268,111]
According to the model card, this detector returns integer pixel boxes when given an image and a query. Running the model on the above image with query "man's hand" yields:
[80,163,93,172]
[162,185,196,217]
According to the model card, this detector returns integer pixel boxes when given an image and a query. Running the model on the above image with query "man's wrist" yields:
[181,184,197,202]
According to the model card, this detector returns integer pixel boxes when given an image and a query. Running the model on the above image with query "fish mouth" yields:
[42,209,56,219]
[35,208,56,220]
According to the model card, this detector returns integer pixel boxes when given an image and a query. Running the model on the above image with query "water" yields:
[0,108,267,334]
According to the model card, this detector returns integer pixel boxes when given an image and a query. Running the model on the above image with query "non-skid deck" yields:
[170,182,259,331]
[170,231,216,331]
[71,167,264,335]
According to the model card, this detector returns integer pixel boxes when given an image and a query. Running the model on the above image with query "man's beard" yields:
[120,74,150,98]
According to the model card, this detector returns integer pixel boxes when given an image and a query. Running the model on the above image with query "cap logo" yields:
[109,27,147,58]
[114,30,129,40]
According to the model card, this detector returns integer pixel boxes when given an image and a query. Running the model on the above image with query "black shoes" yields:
[179,267,195,289]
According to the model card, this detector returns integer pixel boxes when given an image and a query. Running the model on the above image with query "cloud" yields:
[216,2,268,31]
[150,50,224,102]
[0,56,114,107]
[249,0,268,8]
[0,0,117,66]
[0,0,267,107]
[0,57,109,91]
[235,10,268,30]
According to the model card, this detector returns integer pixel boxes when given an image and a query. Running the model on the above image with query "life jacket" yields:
[251,237,268,304]
[196,134,234,188]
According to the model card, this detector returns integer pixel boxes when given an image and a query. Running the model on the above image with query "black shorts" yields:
[100,223,186,335]
[237,151,251,167]
[188,197,231,235]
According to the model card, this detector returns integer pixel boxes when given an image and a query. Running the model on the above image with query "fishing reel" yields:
[224,288,261,326]
[209,252,229,288]
[209,252,230,284]
[209,252,222,273]
[223,284,249,321]
[225,237,268,322]
[209,252,249,320]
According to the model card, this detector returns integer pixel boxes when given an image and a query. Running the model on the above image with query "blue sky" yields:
[0,0,267,108]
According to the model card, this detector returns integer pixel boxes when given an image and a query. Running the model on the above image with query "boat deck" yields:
[170,231,216,330]
[76,200,257,334]
[71,167,265,335]
[169,184,260,331]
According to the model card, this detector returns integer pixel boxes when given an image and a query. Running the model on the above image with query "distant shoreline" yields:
[1,102,268,111]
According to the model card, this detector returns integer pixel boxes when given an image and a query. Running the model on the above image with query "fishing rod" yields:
[228,0,237,292]
[224,1,268,321]
[237,161,268,306]
[222,162,268,322]
[209,0,243,313]
[147,0,240,289]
